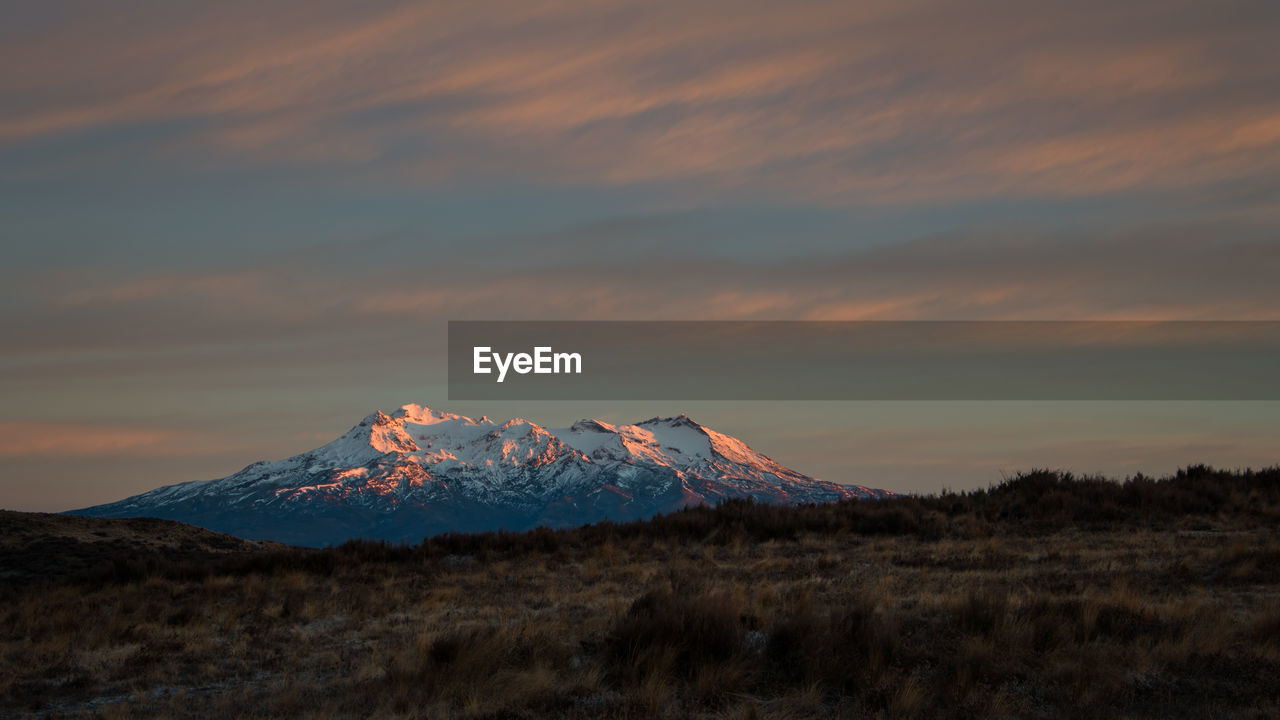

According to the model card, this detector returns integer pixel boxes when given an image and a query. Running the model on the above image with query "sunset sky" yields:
[3,0,1278,511]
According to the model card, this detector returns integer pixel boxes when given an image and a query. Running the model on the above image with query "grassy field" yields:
[3,466,1279,718]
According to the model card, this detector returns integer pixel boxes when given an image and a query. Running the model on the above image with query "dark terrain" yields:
[3,466,1279,718]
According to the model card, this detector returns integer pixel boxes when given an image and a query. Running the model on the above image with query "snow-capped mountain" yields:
[71,404,893,546]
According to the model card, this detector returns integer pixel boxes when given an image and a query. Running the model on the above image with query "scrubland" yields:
[3,466,1279,719]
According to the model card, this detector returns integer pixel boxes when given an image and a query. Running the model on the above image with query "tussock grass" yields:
[2,466,1279,718]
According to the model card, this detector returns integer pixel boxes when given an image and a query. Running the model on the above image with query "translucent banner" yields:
[447,321,1280,400]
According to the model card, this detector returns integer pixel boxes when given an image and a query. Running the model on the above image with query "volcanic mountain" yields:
[71,404,893,546]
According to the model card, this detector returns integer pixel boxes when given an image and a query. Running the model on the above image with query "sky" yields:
[2,0,1278,511]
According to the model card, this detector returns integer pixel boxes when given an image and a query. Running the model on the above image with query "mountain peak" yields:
[638,413,705,432]
[569,419,616,434]
[394,403,473,425]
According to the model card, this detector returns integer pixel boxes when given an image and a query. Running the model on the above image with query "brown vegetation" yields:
[0,511,280,585]
[2,466,1279,718]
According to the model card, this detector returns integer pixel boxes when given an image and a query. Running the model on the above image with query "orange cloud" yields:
[1,218,1276,366]
[2,1,1276,202]
[0,422,230,459]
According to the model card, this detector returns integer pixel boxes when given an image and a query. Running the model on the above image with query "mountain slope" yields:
[71,404,892,546]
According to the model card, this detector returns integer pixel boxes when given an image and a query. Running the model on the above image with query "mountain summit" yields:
[72,404,893,546]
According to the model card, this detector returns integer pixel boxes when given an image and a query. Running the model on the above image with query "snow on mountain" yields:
[71,404,894,546]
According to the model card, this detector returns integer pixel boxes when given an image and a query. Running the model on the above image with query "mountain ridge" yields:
[71,404,893,546]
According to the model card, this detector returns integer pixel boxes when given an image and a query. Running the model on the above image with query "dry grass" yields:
[2,468,1279,718]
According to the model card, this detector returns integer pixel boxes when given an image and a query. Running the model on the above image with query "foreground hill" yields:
[70,405,891,546]
[0,511,278,585]
[5,467,1279,719]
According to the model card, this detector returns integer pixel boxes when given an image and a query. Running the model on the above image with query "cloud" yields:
[2,0,1277,202]
[1,214,1276,375]
[0,421,232,459]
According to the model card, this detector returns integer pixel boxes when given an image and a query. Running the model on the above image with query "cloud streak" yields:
[3,0,1277,202]
[2,215,1276,371]
[0,421,232,459]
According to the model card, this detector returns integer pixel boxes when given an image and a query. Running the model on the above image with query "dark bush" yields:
[608,585,745,681]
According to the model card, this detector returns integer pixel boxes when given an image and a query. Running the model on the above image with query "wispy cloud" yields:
[3,0,1277,202]
[2,216,1276,370]
[0,421,232,459]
